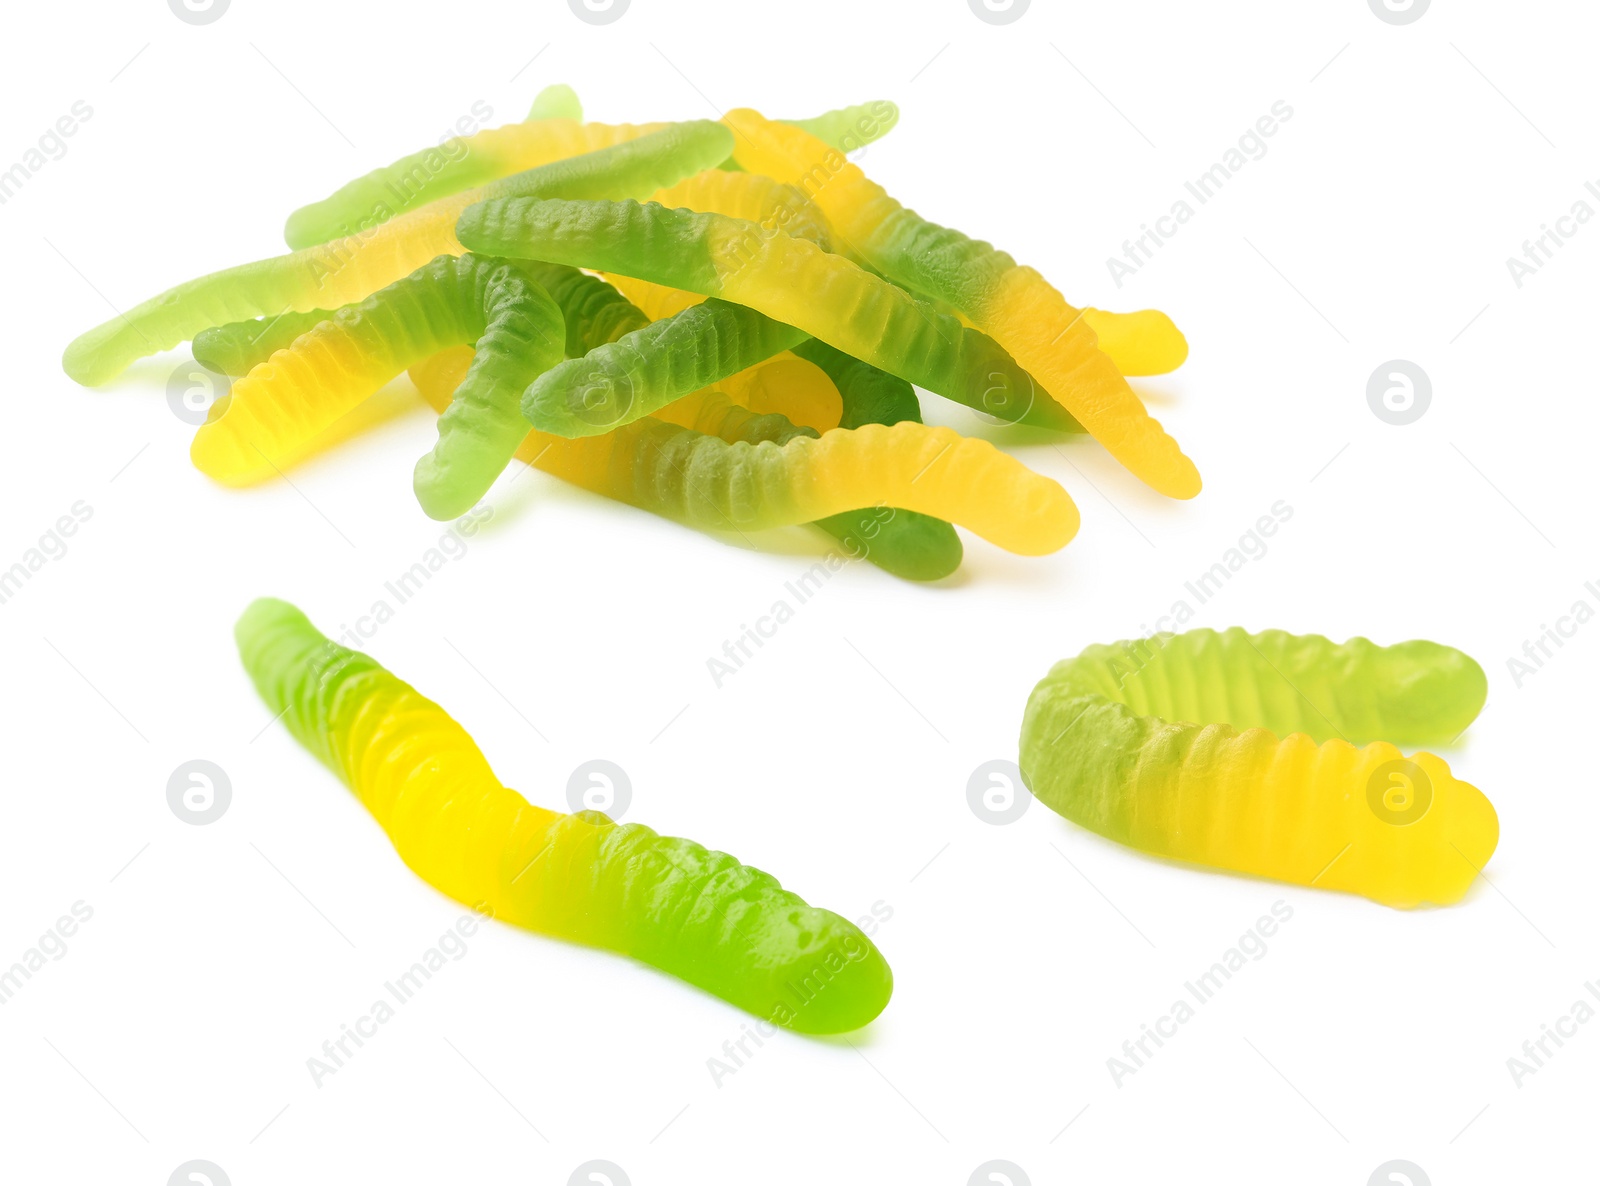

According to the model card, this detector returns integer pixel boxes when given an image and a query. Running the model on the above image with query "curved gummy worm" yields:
[523,297,808,437]
[455,197,1078,431]
[722,110,1200,496]
[653,168,833,253]
[62,122,733,387]
[285,101,892,252]
[235,597,892,1033]
[283,118,671,250]
[191,254,564,523]
[517,261,650,357]
[410,350,1077,555]
[1018,628,1498,908]
[197,261,649,379]
[791,338,963,581]
[600,271,842,433]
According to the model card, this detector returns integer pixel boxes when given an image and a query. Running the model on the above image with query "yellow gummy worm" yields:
[1020,629,1499,908]
[722,110,1200,498]
[410,348,1077,555]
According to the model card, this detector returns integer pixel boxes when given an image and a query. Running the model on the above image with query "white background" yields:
[1,1,1595,1183]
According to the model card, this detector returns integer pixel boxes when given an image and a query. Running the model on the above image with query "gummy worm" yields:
[1018,628,1499,908]
[409,350,1078,555]
[235,597,893,1033]
[193,260,648,378]
[722,110,1200,495]
[454,197,1079,431]
[790,338,963,580]
[522,296,809,437]
[63,121,733,387]
[283,117,671,250]
[191,253,565,525]
[285,100,894,252]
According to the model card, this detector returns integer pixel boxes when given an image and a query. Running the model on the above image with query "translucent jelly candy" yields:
[63,122,733,387]
[408,348,1078,555]
[454,197,1079,430]
[721,110,1199,495]
[235,597,893,1033]
[523,297,808,436]
[285,100,894,251]
[191,254,564,523]
[1018,628,1499,908]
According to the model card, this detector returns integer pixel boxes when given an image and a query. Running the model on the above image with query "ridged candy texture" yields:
[1019,628,1498,908]
[454,197,1079,431]
[62,122,734,387]
[408,349,1078,555]
[524,297,808,436]
[190,253,565,523]
[283,116,669,249]
[722,109,1199,495]
[234,598,892,1033]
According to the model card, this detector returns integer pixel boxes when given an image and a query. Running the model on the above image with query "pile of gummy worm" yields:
[62,85,1200,581]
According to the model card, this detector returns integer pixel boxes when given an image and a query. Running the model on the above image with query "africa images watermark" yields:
[1505,978,1600,1088]
[0,100,94,208]
[1107,101,1295,288]
[306,906,491,1087]
[1107,900,1295,1086]
[705,515,893,688]
[326,504,493,651]
[1505,178,1600,289]
[1504,577,1600,688]
[0,501,94,608]
[1135,499,1295,642]
[0,901,95,1006]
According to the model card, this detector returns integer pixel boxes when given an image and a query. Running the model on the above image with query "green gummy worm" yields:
[523,299,807,436]
[62,122,733,387]
[454,197,1074,430]
[235,597,892,1033]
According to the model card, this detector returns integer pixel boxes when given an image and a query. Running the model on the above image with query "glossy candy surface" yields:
[409,348,1078,555]
[236,597,892,1033]
[455,197,1078,430]
[63,122,732,386]
[1019,628,1498,908]
[722,110,1199,495]
[190,254,564,523]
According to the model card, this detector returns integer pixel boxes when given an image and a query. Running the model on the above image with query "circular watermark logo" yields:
[967,760,1031,825]
[567,760,631,819]
[1366,759,1433,826]
[1366,360,1430,425]
[973,369,1037,427]
[1368,0,1429,25]
[568,377,635,431]
[568,0,629,25]
[167,360,231,426]
[168,0,230,25]
[569,1160,630,1186]
[968,0,1031,25]
[969,1160,1031,1186]
[1369,1160,1430,1186]
[167,760,232,826]
[169,1161,231,1186]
